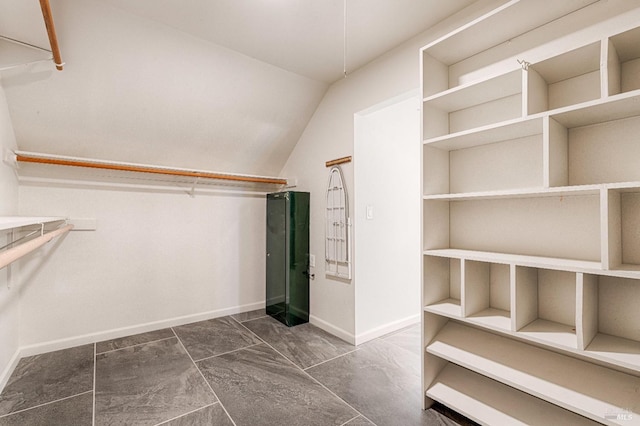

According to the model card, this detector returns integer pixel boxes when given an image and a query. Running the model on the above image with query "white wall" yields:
[1,0,327,177]
[0,80,20,388]
[353,92,421,343]
[17,184,266,352]
[280,3,502,342]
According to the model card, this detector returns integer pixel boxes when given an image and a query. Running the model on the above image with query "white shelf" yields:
[424,298,462,318]
[423,182,640,201]
[422,0,597,67]
[423,183,603,201]
[428,322,640,425]
[425,248,640,280]
[427,363,600,426]
[423,69,521,112]
[466,308,511,332]
[518,318,578,350]
[0,217,67,232]
[423,116,542,150]
[550,91,640,128]
[424,249,601,272]
[0,36,52,71]
[586,333,640,373]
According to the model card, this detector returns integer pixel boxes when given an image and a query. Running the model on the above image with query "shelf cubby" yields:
[605,189,640,271]
[422,199,449,252]
[423,194,601,263]
[423,256,461,318]
[462,260,511,331]
[428,322,639,425]
[526,42,602,115]
[607,26,640,96]
[423,117,544,195]
[420,0,605,98]
[580,274,640,371]
[423,70,523,139]
[549,93,640,187]
[446,194,600,262]
[514,266,578,350]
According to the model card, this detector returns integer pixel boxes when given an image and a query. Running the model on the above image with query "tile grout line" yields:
[231,317,378,426]
[0,390,94,419]
[253,339,376,425]
[302,347,360,371]
[375,334,422,357]
[92,343,97,426]
[95,335,178,356]
[193,342,264,363]
[170,327,238,426]
[339,414,364,426]
[232,314,269,324]
[152,402,219,426]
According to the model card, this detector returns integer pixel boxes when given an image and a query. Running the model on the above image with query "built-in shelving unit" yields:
[421,1,640,424]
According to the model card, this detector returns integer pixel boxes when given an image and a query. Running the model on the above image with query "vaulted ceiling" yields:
[0,0,476,176]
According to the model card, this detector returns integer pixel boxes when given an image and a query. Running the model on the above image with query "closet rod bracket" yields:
[188,177,199,198]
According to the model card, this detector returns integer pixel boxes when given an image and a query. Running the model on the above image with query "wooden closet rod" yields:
[15,153,288,185]
[0,224,73,270]
[326,156,352,167]
[39,0,63,71]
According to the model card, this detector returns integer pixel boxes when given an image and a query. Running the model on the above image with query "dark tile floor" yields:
[0,310,472,426]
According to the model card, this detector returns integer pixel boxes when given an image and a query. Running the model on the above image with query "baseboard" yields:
[309,315,355,345]
[18,301,265,358]
[354,313,420,346]
[0,348,21,394]
[3,306,417,394]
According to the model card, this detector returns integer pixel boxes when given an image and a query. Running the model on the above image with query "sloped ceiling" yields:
[0,0,475,176]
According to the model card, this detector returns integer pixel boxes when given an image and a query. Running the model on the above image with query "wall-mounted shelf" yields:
[0,36,52,72]
[0,218,72,270]
[11,151,289,194]
[0,217,66,232]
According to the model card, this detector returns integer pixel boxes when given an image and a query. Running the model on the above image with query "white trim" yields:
[354,314,420,346]
[0,348,21,393]
[17,301,265,358]
[309,315,355,345]
[353,90,422,348]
